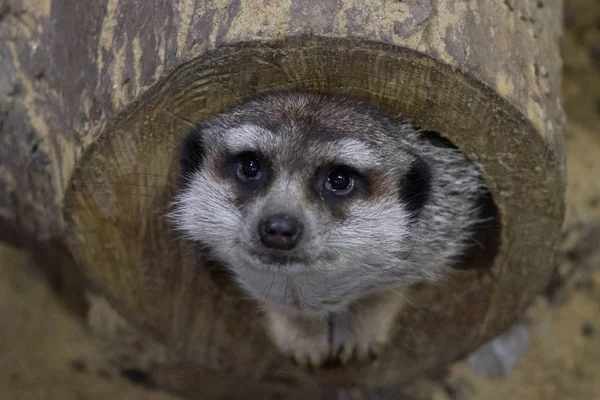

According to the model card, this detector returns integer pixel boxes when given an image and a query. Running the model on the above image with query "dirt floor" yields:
[2,1,600,399]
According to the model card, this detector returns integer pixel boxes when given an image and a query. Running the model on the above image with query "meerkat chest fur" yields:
[171,90,489,361]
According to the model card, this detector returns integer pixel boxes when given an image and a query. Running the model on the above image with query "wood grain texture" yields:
[0,0,565,397]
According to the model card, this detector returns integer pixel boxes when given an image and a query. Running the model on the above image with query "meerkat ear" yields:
[398,155,432,221]
[178,126,206,188]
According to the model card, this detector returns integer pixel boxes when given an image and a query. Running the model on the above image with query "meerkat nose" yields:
[258,214,303,250]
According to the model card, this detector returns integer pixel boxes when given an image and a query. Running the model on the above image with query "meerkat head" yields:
[170,90,483,315]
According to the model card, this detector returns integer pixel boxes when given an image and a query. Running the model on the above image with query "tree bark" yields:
[0,0,565,398]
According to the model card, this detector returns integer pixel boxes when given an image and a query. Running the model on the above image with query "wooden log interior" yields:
[0,1,565,398]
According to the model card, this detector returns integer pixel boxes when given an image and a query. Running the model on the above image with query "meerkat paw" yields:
[330,312,389,364]
[330,288,408,364]
[264,310,330,367]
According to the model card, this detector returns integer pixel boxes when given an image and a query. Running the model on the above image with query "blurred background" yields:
[1,0,599,398]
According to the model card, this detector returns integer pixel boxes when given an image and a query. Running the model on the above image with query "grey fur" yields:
[170,90,490,365]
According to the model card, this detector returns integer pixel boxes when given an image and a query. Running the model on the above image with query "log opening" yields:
[62,37,562,394]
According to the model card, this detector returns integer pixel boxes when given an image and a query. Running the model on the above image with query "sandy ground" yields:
[1,0,600,399]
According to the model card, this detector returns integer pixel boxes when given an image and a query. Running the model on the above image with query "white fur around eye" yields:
[323,139,379,170]
[223,124,275,154]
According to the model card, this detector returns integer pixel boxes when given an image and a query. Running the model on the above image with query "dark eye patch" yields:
[179,127,206,188]
[232,151,264,183]
[223,150,271,202]
[325,166,354,194]
[398,155,432,221]
[313,164,370,218]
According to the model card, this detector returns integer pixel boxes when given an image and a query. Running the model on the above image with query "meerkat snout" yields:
[258,214,304,250]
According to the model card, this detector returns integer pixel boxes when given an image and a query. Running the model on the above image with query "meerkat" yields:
[170,89,493,366]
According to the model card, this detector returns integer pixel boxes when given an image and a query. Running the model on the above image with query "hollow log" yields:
[0,0,565,398]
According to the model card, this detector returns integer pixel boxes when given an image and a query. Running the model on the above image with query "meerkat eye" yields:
[325,167,354,194]
[236,152,262,181]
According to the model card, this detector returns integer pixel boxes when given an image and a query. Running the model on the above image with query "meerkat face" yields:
[171,91,434,314]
